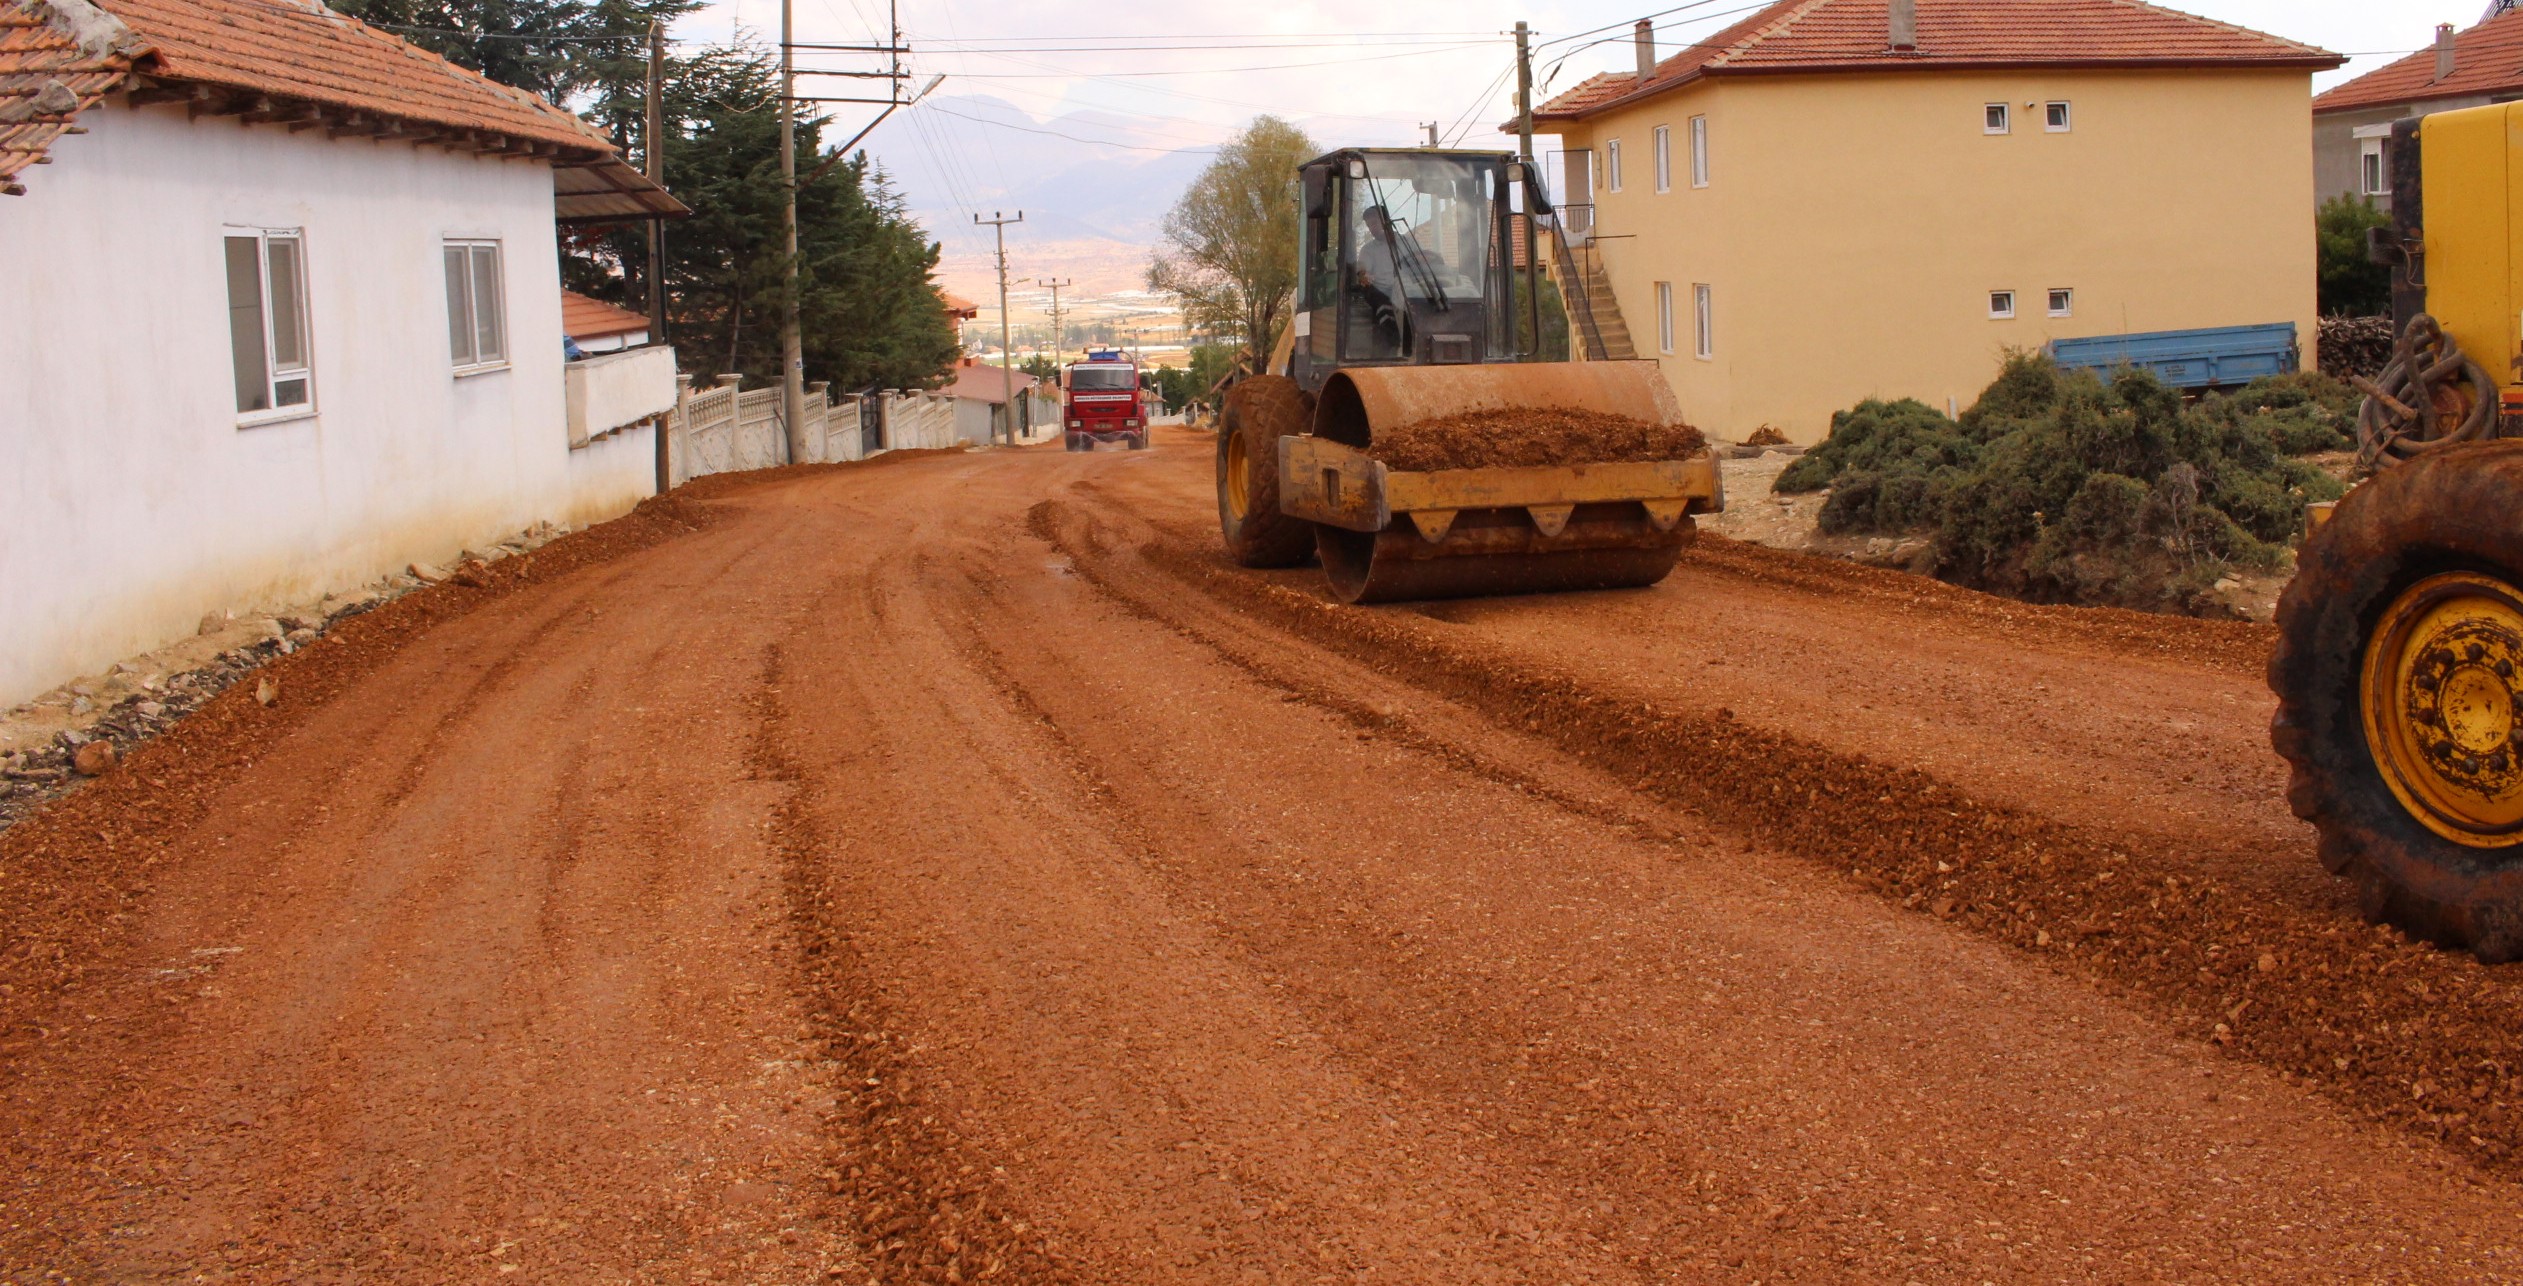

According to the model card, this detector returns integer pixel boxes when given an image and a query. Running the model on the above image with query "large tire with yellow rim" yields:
[1216,375,1318,568]
[2271,440,2523,961]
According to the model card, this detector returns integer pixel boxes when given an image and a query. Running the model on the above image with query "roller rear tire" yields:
[1216,376,1317,568]
[2270,440,2523,960]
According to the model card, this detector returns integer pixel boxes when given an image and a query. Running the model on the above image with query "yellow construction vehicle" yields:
[2271,101,2523,960]
[1215,147,1721,603]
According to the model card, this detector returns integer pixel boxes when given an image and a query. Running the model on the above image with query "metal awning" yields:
[553,154,689,223]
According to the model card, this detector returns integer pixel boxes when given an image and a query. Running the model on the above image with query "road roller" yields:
[2271,101,2523,960]
[1215,147,1722,604]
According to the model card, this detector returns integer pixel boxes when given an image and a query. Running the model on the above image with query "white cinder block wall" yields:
[0,99,657,706]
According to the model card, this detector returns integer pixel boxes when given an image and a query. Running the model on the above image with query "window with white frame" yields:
[1605,137,1624,193]
[1655,281,1674,354]
[443,239,508,370]
[2360,141,2386,196]
[1689,115,1708,188]
[2048,288,2074,317]
[2045,101,2071,132]
[1985,103,2011,135]
[1693,283,1712,359]
[1989,290,2017,320]
[1653,125,1671,192]
[224,227,313,419]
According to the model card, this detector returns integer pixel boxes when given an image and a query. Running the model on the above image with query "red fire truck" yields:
[1062,348,1149,451]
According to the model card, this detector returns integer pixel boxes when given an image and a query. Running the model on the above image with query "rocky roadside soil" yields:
[0,521,574,832]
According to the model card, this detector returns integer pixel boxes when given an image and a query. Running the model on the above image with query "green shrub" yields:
[1776,397,1975,494]
[1771,357,2352,615]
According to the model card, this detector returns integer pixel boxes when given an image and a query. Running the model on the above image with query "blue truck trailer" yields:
[2044,323,2299,390]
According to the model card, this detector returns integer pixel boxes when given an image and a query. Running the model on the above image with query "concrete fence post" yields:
[668,374,694,489]
[807,381,831,463]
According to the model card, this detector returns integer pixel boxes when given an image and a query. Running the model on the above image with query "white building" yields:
[0,0,683,707]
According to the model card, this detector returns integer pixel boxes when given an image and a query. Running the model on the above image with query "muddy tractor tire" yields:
[1216,375,1317,568]
[2271,440,2523,961]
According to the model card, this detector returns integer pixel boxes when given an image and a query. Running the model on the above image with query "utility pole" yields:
[976,211,1024,445]
[645,16,669,493]
[778,0,806,464]
[1514,19,1541,360]
[1036,277,1072,359]
[1422,120,1439,146]
[645,19,666,340]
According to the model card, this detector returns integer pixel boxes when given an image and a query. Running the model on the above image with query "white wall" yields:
[567,345,678,446]
[0,99,657,706]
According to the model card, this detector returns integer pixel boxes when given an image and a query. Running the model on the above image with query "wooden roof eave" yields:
[552,151,689,223]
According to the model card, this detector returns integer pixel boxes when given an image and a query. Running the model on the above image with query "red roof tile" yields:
[103,0,605,148]
[2314,9,2523,115]
[1532,0,2337,125]
[3,0,687,209]
[0,0,141,194]
[562,289,649,340]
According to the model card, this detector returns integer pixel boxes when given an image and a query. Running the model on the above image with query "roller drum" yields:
[1303,360,1706,604]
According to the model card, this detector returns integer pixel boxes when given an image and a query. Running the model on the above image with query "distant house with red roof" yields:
[561,289,653,354]
[0,0,682,706]
[2312,6,2523,213]
[937,356,1053,444]
[941,290,980,349]
[1524,0,2339,442]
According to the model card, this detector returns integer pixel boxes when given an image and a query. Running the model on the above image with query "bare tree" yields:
[1147,115,1318,356]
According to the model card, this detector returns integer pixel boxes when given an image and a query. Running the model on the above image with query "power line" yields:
[1442,59,1518,146]
[921,43,1453,126]
[1533,0,1748,51]
[1539,1,1778,81]
[908,37,1497,52]
[924,0,1015,236]
[925,102,1221,154]
[906,42,1496,79]
[894,29,1499,42]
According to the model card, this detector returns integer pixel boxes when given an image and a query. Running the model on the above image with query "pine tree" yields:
[325,0,958,392]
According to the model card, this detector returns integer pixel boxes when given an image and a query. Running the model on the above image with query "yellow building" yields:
[1531,0,2342,443]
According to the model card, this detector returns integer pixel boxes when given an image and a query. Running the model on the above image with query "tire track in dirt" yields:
[753,634,1076,1286]
[1031,492,2523,1181]
[934,551,1774,1279]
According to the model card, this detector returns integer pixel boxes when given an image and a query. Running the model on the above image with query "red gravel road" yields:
[6,426,2523,1281]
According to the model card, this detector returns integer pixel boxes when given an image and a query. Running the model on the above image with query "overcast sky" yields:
[675,0,2480,290]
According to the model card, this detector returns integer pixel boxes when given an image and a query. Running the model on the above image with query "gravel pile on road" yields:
[1369,407,1705,472]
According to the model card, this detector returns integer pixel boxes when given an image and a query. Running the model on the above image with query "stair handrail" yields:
[1536,207,1613,362]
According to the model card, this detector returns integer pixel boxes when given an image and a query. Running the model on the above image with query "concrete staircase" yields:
[1541,226,1638,361]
